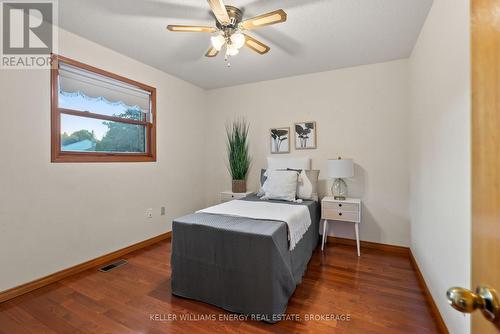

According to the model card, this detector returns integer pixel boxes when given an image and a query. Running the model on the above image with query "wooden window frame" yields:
[51,54,157,163]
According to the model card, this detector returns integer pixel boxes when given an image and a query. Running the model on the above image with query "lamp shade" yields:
[230,33,245,49]
[211,34,225,51]
[328,158,354,178]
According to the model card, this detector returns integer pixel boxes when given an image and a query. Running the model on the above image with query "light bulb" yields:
[226,44,239,56]
[211,34,225,51]
[230,33,245,49]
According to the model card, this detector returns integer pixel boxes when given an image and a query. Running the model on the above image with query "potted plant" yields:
[226,119,251,193]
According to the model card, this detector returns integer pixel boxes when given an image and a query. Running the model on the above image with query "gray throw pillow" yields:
[260,168,267,186]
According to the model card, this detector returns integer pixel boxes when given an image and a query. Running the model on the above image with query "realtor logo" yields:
[1,0,57,69]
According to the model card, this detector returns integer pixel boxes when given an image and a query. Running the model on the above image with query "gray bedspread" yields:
[170,194,320,322]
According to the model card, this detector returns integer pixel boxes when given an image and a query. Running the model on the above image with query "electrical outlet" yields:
[146,208,153,219]
[160,206,166,216]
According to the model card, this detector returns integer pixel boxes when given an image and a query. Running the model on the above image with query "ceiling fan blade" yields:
[166,25,216,33]
[240,9,287,30]
[207,0,230,25]
[244,34,270,55]
[205,47,219,57]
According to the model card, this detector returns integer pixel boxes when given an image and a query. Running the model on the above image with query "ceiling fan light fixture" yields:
[211,34,226,51]
[226,44,239,56]
[230,32,245,49]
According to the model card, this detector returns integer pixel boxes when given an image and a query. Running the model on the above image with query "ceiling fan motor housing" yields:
[215,6,243,30]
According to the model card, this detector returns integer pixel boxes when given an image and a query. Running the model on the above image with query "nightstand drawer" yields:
[220,194,237,202]
[322,201,359,213]
[220,191,252,203]
[322,209,359,222]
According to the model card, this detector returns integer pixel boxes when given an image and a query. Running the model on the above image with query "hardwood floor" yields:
[0,239,442,333]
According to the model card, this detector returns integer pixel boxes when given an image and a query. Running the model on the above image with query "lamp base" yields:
[331,178,348,200]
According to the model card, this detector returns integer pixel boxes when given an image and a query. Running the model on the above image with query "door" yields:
[471,0,500,332]
[447,0,500,332]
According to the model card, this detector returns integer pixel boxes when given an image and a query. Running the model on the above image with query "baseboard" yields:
[0,231,172,303]
[326,236,410,255]
[409,250,449,334]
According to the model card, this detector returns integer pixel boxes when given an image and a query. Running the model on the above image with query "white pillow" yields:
[297,170,313,199]
[261,170,299,202]
[297,170,320,200]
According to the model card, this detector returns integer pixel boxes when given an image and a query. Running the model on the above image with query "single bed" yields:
[171,156,319,322]
[171,194,320,322]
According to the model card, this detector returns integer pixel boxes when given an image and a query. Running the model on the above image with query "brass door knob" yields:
[446,286,500,323]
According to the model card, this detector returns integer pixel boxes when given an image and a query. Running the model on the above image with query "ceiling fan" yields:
[167,0,287,63]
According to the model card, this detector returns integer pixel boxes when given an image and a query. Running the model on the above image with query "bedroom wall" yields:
[0,28,207,291]
[204,59,411,247]
[409,0,471,333]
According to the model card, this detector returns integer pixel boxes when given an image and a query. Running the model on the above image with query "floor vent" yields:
[99,259,128,272]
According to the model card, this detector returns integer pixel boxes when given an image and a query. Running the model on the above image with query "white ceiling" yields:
[58,0,433,89]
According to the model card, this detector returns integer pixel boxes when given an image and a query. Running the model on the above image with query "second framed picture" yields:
[294,121,317,150]
[270,127,290,154]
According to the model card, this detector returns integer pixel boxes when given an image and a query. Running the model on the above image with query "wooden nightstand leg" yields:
[321,220,328,251]
[355,223,360,256]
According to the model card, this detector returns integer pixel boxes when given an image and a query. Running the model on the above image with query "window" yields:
[51,55,156,162]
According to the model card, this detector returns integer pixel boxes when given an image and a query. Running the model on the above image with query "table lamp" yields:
[327,157,354,200]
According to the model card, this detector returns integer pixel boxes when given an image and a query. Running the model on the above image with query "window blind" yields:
[58,63,151,117]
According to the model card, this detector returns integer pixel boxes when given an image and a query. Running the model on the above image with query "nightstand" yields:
[321,197,361,256]
[220,191,253,203]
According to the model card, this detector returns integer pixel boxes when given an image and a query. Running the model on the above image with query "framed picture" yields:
[270,127,290,154]
[294,121,317,150]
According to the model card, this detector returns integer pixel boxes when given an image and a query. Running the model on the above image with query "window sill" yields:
[51,153,156,163]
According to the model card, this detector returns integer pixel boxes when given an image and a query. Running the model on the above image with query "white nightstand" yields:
[321,197,362,256]
[220,191,253,203]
